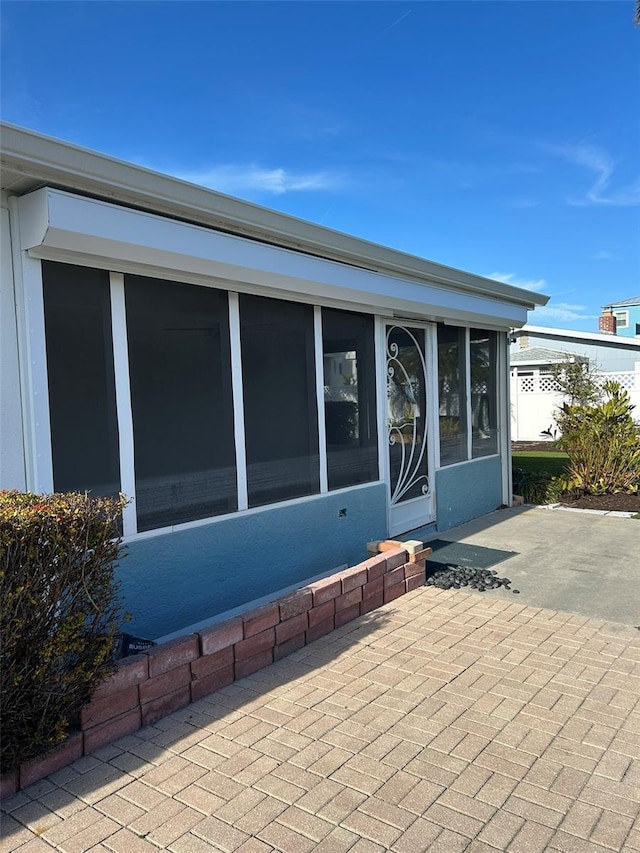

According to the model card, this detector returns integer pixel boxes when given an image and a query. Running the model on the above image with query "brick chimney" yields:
[599,308,616,335]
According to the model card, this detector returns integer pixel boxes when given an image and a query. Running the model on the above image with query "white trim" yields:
[17,248,53,493]
[1,123,547,311]
[121,479,384,545]
[384,321,435,536]
[0,207,26,489]
[510,357,587,367]
[109,273,137,536]
[19,187,533,329]
[425,322,439,510]
[20,252,395,319]
[464,328,472,461]
[375,317,390,493]
[498,332,512,506]
[516,324,640,349]
[228,292,248,511]
[315,306,328,494]
[7,198,32,490]
[613,310,629,329]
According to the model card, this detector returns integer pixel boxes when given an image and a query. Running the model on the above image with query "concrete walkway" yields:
[419,505,640,627]
[2,508,640,853]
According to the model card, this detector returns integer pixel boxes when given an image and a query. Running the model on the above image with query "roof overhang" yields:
[2,122,547,326]
[515,325,640,349]
[18,187,537,328]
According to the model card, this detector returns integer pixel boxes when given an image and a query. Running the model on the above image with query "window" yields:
[613,311,629,329]
[437,324,499,465]
[240,294,319,506]
[437,325,468,465]
[470,328,498,457]
[41,265,383,535]
[126,276,236,531]
[42,261,120,498]
[322,308,378,489]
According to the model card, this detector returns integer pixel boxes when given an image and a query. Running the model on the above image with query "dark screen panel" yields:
[437,324,468,466]
[470,328,498,458]
[42,261,120,498]
[322,308,378,489]
[240,294,319,506]
[126,276,236,530]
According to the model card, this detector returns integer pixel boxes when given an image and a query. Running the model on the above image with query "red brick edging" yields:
[1,542,430,798]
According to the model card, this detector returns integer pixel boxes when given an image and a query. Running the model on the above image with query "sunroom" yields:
[0,124,547,638]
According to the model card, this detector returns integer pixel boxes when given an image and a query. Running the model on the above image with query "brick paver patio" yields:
[2,586,639,852]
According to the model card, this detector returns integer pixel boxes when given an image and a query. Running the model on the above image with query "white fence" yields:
[510,363,640,442]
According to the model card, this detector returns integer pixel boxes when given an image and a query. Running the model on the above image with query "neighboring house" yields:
[600,297,640,339]
[1,124,546,640]
[510,328,640,441]
[511,325,640,372]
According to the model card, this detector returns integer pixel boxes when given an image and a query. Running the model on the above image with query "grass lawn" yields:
[512,450,569,477]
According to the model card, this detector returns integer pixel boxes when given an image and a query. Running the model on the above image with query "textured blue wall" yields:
[117,484,387,639]
[435,456,503,531]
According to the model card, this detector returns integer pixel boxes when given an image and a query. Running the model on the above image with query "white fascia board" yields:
[512,358,578,367]
[2,124,546,310]
[19,188,530,329]
[517,325,640,349]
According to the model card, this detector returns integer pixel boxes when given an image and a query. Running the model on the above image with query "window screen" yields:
[470,328,498,458]
[437,324,468,466]
[42,261,120,498]
[240,294,319,506]
[322,308,378,489]
[126,276,236,530]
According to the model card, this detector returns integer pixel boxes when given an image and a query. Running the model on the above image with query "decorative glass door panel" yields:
[386,325,434,535]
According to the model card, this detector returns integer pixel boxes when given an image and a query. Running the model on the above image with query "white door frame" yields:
[376,318,438,537]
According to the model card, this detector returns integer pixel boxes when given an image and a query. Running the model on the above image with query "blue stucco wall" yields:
[435,456,503,531]
[613,304,640,339]
[117,484,387,639]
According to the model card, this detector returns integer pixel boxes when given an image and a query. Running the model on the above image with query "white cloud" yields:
[592,250,613,260]
[545,143,640,207]
[531,303,598,323]
[172,164,343,196]
[487,272,547,293]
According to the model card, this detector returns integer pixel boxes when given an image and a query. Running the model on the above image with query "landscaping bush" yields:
[0,491,126,773]
[512,468,562,505]
[555,381,640,496]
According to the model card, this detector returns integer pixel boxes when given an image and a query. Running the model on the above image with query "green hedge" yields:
[0,491,126,773]
[512,468,562,505]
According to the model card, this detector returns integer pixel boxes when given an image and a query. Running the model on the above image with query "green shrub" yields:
[0,491,126,773]
[555,381,640,496]
[512,468,563,505]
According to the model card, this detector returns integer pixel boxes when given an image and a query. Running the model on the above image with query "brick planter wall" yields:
[1,541,430,797]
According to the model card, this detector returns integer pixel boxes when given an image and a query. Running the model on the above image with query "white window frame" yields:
[110,272,137,537]
[436,325,501,470]
[14,187,521,541]
[613,310,629,329]
[23,259,385,541]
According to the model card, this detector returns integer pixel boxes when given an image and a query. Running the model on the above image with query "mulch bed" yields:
[558,492,640,513]
[512,442,640,513]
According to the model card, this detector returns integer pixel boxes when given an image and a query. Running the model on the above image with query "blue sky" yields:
[2,1,639,331]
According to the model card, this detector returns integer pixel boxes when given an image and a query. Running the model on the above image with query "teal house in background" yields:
[600,298,640,339]
[0,124,547,640]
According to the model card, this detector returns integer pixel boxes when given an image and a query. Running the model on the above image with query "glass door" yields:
[386,324,435,535]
